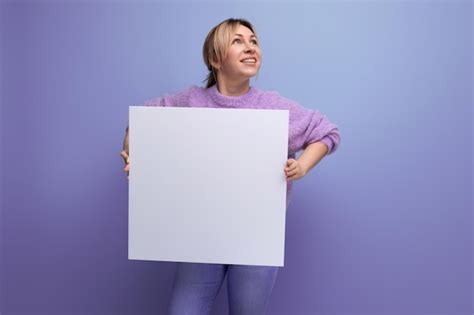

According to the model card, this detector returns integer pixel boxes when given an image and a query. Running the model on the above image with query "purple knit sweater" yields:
[143,84,341,207]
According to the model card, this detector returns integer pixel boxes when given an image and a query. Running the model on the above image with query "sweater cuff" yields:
[319,137,334,155]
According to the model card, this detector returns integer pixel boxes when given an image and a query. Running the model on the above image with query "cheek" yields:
[226,52,240,65]
[221,56,237,70]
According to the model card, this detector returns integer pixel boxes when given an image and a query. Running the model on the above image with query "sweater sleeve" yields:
[287,99,341,155]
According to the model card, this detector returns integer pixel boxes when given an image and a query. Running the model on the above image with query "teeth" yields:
[241,58,256,63]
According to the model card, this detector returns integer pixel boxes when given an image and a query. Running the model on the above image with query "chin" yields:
[241,69,259,78]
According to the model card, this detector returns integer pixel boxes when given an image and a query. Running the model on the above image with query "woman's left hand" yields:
[284,158,307,181]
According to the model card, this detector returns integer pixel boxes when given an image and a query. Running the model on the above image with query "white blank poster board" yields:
[128,106,289,266]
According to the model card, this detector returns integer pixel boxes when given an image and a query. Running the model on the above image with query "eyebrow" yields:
[234,33,257,38]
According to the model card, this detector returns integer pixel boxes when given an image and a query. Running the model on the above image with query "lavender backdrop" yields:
[1,1,472,314]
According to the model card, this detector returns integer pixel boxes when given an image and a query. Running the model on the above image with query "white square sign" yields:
[128,106,289,266]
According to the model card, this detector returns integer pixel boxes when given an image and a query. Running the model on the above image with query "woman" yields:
[120,18,340,315]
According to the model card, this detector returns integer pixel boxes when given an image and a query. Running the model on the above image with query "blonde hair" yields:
[202,18,257,88]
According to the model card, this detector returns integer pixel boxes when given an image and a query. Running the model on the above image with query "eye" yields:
[233,38,242,44]
[251,39,258,45]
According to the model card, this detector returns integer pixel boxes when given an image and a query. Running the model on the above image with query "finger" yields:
[120,152,129,164]
[287,163,296,171]
[287,158,295,166]
[288,174,299,180]
[124,164,130,172]
[286,170,297,177]
[122,156,130,166]
[120,150,128,159]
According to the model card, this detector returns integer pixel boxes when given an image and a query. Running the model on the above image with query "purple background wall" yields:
[1,1,472,314]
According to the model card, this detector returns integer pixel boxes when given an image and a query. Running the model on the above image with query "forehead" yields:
[231,24,256,37]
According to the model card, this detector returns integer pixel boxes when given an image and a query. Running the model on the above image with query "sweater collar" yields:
[207,84,258,108]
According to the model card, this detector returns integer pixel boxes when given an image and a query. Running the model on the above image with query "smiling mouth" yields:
[240,58,257,64]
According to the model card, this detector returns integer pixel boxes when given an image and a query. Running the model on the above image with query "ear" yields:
[210,58,221,70]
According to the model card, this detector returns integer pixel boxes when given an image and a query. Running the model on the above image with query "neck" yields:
[216,77,250,96]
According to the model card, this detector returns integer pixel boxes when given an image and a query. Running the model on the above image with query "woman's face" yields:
[214,24,261,82]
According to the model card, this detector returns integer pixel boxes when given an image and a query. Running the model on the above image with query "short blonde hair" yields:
[202,18,257,88]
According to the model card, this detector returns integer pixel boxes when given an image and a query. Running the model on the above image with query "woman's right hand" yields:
[120,150,130,180]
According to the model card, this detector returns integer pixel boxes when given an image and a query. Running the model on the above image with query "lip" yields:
[240,60,258,66]
[240,57,257,63]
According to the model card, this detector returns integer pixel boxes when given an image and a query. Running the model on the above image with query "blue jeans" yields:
[168,262,279,315]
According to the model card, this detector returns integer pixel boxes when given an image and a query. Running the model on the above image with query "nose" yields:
[244,44,255,53]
